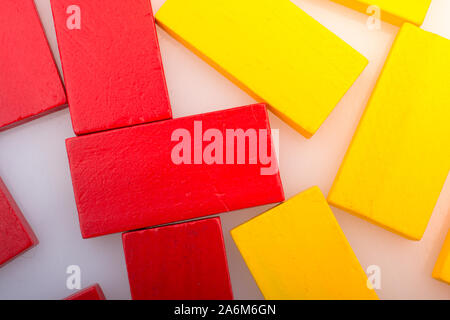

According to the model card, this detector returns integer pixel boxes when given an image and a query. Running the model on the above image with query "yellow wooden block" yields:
[156,0,367,138]
[328,23,450,241]
[330,0,431,26]
[231,186,378,300]
[433,230,450,285]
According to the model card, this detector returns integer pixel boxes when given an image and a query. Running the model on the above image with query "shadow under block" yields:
[328,24,450,241]
[433,230,450,285]
[50,0,171,135]
[155,0,367,138]
[66,104,284,238]
[0,0,66,131]
[64,284,106,300]
[231,187,378,300]
[123,217,233,300]
[330,0,431,26]
[0,177,38,267]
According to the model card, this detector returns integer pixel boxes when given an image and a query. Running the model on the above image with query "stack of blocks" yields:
[49,0,248,299]
[57,0,373,299]
[1,0,449,299]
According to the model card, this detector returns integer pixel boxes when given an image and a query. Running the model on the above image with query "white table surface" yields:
[0,0,449,300]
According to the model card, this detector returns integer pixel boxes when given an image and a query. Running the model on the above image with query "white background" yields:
[0,0,449,300]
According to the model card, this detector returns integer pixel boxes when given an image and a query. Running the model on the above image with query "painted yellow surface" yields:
[330,0,431,26]
[231,187,378,300]
[156,0,367,138]
[433,230,450,285]
[328,24,450,241]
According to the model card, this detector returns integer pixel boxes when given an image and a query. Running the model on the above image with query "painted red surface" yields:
[50,0,171,135]
[66,104,284,238]
[123,217,233,300]
[0,177,38,267]
[0,0,66,131]
[64,284,106,300]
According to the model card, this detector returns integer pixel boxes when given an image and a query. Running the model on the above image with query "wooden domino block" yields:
[0,177,38,267]
[330,0,431,26]
[328,24,450,241]
[123,217,233,300]
[433,230,450,285]
[0,0,66,131]
[66,104,284,238]
[155,0,367,138]
[50,0,171,135]
[231,187,378,300]
[64,284,106,300]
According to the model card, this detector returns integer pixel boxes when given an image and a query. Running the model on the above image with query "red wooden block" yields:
[0,0,66,132]
[64,284,106,300]
[123,217,233,300]
[66,103,284,238]
[50,0,172,135]
[0,177,38,267]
